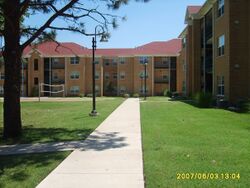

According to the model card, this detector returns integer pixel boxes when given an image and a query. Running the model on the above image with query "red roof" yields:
[23,39,181,57]
[23,42,90,56]
[187,6,202,14]
[134,39,182,55]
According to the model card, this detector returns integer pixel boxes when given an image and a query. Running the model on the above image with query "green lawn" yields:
[0,152,70,188]
[141,97,250,188]
[0,98,123,144]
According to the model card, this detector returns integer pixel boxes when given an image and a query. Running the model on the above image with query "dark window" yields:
[218,0,224,17]
[34,59,38,71]
[34,77,38,85]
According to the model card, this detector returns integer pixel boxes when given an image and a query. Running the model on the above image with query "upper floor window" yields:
[120,71,125,80]
[217,76,225,96]
[0,72,4,80]
[105,72,110,80]
[94,58,99,65]
[162,74,169,81]
[70,57,79,65]
[182,37,186,48]
[95,72,100,80]
[119,57,126,64]
[70,71,80,79]
[139,56,149,64]
[104,59,110,66]
[112,59,117,66]
[113,73,117,79]
[218,0,224,17]
[34,59,38,71]
[218,35,225,56]
[139,71,149,79]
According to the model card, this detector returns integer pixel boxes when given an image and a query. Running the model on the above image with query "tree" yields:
[0,0,148,139]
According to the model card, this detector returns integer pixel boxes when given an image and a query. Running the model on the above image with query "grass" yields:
[141,97,250,188]
[0,151,70,188]
[0,98,123,144]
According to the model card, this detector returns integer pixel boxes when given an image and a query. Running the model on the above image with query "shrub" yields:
[163,89,172,97]
[194,92,213,108]
[31,86,39,97]
[86,93,93,97]
[123,93,130,98]
[133,93,139,98]
[236,99,250,113]
[79,93,85,98]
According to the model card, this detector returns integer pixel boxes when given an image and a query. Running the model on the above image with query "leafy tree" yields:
[0,0,148,139]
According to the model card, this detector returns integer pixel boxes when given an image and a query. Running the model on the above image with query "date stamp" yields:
[176,173,240,180]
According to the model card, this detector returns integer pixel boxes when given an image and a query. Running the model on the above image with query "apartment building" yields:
[177,0,250,103]
[0,39,181,97]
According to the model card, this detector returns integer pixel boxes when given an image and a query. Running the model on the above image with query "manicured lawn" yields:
[0,152,70,188]
[141,97,250,188]
[0,98,123,144]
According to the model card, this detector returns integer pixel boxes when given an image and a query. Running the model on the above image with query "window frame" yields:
[70,71,80,80]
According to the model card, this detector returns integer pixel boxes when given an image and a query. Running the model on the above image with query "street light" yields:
[89,25,108,116]
[144,60,148,100]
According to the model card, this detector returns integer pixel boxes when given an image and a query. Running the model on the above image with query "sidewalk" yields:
[37,98,144,188]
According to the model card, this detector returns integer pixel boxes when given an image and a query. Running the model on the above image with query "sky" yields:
[26,0,206,49]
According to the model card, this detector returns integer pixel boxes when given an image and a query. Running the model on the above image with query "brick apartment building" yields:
[177,0,250,103]
[0,39,181,97]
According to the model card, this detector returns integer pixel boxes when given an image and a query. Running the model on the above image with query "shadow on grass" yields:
[0,126,94,145]
[0,152,68,185]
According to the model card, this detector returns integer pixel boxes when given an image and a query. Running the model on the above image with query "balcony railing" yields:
[52,63,65,69]
[154,62,169,69]
[154,78,169,84]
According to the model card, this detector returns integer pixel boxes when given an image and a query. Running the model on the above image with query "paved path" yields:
[37,98,144,188]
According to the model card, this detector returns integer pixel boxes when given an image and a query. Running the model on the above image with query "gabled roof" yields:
[134,39,182,56]
[185,5,202,24]
[23,39,181,57]
[23,41,90,57]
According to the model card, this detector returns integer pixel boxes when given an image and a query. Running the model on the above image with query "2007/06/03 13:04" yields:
[176,173,240,180]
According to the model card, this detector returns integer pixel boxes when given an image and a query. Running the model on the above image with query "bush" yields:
[133,93,139,98]
[194,92,213,108]
[236,99,250,113]
[123,93,130,98]
[86,93,93,97]
[79,93,85,98]
[163,89,172,97]
[31,86,39,97]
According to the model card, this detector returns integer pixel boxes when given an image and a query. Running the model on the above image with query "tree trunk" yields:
[3,0,22,138]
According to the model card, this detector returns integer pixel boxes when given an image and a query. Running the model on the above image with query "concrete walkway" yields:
[37,98,144,188]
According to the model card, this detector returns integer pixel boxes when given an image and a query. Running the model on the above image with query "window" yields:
[162,74,169,81]
[70,57,79,64]
[0,86,4,95]
[120,86,126,93]
[113,73,117,79]
[217,76,225,96]
[139,56,149,64]
[139,71,149,79]
[34,77,38,85]
[182,37,186,48]
[53,72,58,80]
[120,71,125,80]
[218,35,225,56]
[119,57,126,64]
[105,72,110,80]
[95,72,100,80]
[95,85,100,93]
[112,59,117,66]
[70,71,80,79]
[0,72,4,80]
[34,59,38,71]
[140,86,148,94]
[162,57,170,65]
[70,86,80,94]
[104,59,110,66]
[52,58,59,64]
[94,58,99,65]
[218,0,224,17]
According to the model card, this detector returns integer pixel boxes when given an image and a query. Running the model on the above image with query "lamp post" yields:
[89,25,108,116]
[144,61,148,100]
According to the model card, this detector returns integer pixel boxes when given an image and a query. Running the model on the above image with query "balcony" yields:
[154,78,169,84]
[52,79,65,84]
[154,62,169,69]
[52,63,65,69]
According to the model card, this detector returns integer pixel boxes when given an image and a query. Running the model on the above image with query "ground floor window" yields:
[70,86,80,94]
[120,86,126,93]
[0,86,4,95]
[217,76,225,96]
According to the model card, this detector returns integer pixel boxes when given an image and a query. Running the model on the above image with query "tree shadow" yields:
[0,152,68,185]
[0,126,94,145]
